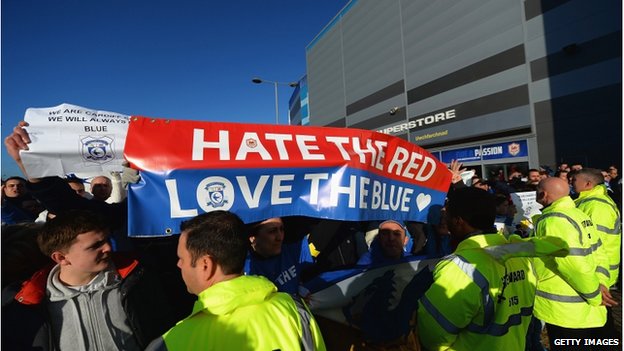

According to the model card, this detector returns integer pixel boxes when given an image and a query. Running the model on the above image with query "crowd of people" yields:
[2,121,622,350]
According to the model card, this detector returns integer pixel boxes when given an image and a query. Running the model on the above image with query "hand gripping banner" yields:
[124,117,451,236]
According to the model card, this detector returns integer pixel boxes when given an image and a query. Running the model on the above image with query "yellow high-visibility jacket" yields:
[533,196,606,328]
[146,275,326,351]
[576,184,622,287]
[418,233,536,351]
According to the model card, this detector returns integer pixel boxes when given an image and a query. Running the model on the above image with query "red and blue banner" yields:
[124,117,451,236]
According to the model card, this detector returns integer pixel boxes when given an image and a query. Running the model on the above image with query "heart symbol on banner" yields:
[416,193,431,211]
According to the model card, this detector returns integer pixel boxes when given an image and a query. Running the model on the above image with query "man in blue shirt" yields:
[356,220,412,266]
[244,217,314,295]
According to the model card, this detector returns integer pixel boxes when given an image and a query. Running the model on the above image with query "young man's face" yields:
[378,221,407,260]
[177,231,204,295]
[250,218,284,257]
[4,179,25,198]
[63,231,112,276]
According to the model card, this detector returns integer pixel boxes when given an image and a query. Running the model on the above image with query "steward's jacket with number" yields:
[146,275,326,351]
[575,184,622,287]
[418,233,536,351]
[533,196,605,328]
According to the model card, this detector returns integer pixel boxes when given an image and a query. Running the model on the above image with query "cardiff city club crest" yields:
[246,138,258,148]
[81,136,115,163]
[508,142,521,156]
[205,182,229,208]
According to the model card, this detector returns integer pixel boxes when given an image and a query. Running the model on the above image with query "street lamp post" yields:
[251,77,298,125]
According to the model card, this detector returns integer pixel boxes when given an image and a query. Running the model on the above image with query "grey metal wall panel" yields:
[341,0,404,104]
[306,24,345,126]
[402,0,523,88]
[408,65,530,119]
[346,94,406,127]
[530,57,622,102]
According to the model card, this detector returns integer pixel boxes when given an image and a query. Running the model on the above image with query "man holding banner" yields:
[244,217,315,295]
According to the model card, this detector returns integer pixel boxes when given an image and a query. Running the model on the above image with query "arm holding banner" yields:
[4,121,128,231]
[4,121,39,182]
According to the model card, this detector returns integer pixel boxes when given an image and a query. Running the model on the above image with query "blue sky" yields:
[1,0,348,178]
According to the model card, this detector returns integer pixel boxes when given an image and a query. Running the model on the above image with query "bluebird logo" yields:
[81,136,114,163]
[197,177,235,211]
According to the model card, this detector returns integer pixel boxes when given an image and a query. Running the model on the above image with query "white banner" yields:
[510,191,542,225]
[21,103,130,178]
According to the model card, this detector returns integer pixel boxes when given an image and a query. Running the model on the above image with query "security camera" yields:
[389,107,399,115]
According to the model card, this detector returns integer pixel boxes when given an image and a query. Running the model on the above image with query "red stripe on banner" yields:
[124,116,452,192]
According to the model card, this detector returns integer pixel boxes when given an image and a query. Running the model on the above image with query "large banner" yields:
[21,103,129,177]
[124,117,452,236]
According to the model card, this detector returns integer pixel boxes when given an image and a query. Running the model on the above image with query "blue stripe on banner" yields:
[128,167,447,236]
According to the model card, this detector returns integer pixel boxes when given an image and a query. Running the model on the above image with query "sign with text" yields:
[510,191,542,226]
[124,117,452,236]
[440,146,480,163]
[481,140,528,160]
[21,103,129,177]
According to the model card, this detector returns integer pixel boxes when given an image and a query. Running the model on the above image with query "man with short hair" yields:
[7,210,176,350]
[555,169,569,181]
[3,176,27,198]
[528,168,541,185]
[533,177,615,350]
[1,176,41,224]
[418,188,537,350]
[356,220,411,266]
[146,211,326,351]
[572,168,621,288]
[90,175,113,201]
[244,217,314,295]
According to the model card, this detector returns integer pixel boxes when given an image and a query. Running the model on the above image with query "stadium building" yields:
[293,0,621,179]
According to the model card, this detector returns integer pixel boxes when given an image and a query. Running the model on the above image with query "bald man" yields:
[533,177,615,350]
[90,176,113,201]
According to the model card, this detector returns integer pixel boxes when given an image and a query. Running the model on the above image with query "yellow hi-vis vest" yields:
[418,233,536,351]
[533,196,606,328]
[151,275,326,351]
[576,184,622,287]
